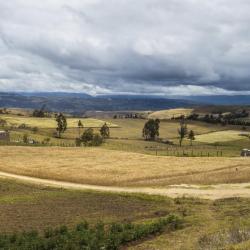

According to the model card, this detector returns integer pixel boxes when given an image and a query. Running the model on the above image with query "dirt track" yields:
[1,171,250,200]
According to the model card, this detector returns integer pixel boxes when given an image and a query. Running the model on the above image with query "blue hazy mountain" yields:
[1,92,250,113]
[0,92,195,112]
[176,95,250,105]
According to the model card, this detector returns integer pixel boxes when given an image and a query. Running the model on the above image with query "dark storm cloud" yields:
[0,0,250,95]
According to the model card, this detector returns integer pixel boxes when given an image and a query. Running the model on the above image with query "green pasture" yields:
[0,115,117,129]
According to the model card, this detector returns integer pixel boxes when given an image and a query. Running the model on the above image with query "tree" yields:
[188,130,195,146]
[32,105,47,117]
[81,128,94,146]
[55,113,67,138]
[142,119,160,140]
[178,120,187,147]
[100,123,110,139]
[80,128,103,146]
[78,120,84,138]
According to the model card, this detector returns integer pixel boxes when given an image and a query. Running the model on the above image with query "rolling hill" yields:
[0,92,195,113]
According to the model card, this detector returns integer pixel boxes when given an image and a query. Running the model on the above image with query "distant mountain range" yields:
[0,92,194,113]
[177,95,250,105]
[0,92,250,113]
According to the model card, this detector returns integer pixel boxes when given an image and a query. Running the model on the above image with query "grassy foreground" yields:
[0,146,250,187]
[1,178,250,249]
[0,215,182,250]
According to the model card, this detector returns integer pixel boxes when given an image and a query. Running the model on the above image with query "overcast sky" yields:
[0,0,250,96]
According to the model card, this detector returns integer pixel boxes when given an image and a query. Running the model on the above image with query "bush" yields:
[92,134,103,146]
[0,215,182,249]
[81,128,94,146]
[23,134,29,144]
[80,129,103,146]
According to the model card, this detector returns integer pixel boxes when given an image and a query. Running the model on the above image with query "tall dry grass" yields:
[0,146,250,187]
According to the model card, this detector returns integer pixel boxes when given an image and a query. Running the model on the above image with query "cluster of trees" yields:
[142,119,195,146]
[186,110,250,127]
[76,122,110,147]
[78,123,110,146]
[32,105,49,118]
[113,113,143,119]
[9,111,109,147]
[76,128,103,146]
[0,215,182,250]
[55,113,110,147]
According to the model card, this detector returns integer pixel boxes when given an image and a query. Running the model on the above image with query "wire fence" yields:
[146,147,224,157]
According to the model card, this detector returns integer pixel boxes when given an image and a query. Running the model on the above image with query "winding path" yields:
[0,170,250,200]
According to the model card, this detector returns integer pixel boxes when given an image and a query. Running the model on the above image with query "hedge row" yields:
[0,214,182,250]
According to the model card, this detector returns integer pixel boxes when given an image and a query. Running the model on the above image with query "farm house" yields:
[0,131,10,141]
[241,149,250,157]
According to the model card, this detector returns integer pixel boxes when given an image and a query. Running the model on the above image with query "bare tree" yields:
[178,120,187,147]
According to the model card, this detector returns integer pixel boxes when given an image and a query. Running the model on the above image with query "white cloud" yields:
[0,0,250,95]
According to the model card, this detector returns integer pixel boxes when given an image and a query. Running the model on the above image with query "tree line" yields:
[181,110,250,127]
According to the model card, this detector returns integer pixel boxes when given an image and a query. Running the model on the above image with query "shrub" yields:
[76,221,89,231]
[0,215,182,249]
[23,134,29,144]
[81,128,94,146]
[80,129,103,146]
[92,134,103,146]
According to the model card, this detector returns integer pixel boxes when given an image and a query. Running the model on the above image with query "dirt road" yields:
[0,170,250,200]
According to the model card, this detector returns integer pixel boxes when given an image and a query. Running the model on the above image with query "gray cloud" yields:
[0,0,250,95]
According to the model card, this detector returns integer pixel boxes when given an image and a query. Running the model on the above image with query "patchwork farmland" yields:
[0,107,250,249]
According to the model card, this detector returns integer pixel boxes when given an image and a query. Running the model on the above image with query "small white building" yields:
[0,131,10,141]
[241,149,250,157]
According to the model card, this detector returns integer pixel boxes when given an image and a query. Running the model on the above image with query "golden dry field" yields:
[195,130,248,143]
[105,118,224,140]
[148,108,194,119]
[1,146,250,187]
